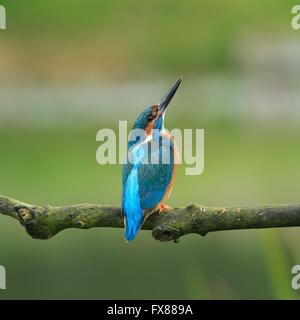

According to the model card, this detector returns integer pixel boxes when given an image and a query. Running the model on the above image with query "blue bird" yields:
[122,78,182,241]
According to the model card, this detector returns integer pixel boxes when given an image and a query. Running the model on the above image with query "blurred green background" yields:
[1,0,300,299]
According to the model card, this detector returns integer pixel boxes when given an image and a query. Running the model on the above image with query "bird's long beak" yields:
[158,77,182,113]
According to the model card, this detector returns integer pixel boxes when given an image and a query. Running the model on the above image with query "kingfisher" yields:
[122,78,182,241]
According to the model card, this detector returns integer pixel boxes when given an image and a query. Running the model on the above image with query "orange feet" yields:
[160,203,171,212]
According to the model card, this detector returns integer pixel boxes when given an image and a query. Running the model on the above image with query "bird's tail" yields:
[124,210,144,242]
[123,165,144,241]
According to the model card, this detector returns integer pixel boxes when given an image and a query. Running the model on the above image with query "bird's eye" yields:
[147,105,159,122]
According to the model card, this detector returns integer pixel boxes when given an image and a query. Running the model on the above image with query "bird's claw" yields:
[160,203,171,212]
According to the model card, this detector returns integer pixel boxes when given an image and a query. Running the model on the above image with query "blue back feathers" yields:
[122,146,144,241]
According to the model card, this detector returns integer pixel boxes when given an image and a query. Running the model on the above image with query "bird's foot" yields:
[160,203,171,212]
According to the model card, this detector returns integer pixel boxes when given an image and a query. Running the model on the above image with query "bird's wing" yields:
[122,161,133,189]
[122,160,133,214]
[137,140,175,217]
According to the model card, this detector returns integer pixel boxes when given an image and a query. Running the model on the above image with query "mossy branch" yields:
[1,194,300,242]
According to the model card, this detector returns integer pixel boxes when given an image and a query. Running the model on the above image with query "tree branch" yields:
[1,194,300,242]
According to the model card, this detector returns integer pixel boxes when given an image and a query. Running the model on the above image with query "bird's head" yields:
[131,78,182,141]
